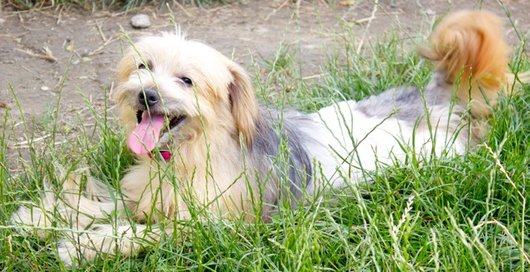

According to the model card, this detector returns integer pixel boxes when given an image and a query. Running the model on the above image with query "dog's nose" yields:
[139,88,160,108]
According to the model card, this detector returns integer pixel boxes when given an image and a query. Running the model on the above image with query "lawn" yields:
[1,5,529,271]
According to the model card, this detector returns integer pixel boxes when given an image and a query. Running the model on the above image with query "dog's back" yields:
[308,10,524,185]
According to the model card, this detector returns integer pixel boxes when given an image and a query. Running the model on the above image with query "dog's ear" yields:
[226,61,258,147]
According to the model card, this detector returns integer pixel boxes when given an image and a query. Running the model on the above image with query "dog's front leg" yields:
[11,171,123,238]
[57,222,166,266]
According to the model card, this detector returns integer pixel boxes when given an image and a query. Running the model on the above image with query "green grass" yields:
[1,18,530,272]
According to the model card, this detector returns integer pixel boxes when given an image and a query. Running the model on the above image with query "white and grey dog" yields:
[12,10,528,265]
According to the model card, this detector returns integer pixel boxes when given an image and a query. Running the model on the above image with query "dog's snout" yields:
[139,88,160,108]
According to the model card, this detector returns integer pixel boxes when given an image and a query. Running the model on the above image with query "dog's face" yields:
[112,34,258,156]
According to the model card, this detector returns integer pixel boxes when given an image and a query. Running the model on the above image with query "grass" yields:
[1,14,530,272]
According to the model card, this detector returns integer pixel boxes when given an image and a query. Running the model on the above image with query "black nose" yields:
[139,88,160,108]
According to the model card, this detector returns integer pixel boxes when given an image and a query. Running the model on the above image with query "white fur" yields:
[300,100,467,189]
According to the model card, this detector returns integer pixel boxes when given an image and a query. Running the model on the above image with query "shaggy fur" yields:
[11,10,529,265]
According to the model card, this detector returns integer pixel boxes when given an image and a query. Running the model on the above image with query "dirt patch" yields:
[1,0,529,164]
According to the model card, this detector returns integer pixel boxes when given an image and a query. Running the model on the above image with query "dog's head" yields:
[112,33,258,157]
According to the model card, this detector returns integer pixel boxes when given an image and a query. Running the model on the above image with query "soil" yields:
[0,0,529,170]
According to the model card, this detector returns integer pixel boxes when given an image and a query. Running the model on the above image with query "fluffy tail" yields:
[421,10,528,118]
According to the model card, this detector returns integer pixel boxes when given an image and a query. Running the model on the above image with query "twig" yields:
[174,0,194,18]
[302,73,327,80]
[88,36,116,56]
[356,0,379,54]
[95,22,107,42]
[56,5,64,25]
[339,0,356,6]
[13,121,24,128]
[9,134,51,148]
[354,17,372,24]
[265,0,289,21]
[294,0,302,19]
[15,47,58,63]
[10,139,69,150]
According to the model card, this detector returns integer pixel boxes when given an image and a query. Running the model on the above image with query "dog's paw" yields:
[56,226,122,266]
[57,240,77,266]
[57,236,103,266]
[57,233,106,266]
[11,205,51,239]
[10,206,32,225]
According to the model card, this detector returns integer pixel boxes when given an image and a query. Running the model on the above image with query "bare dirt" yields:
[0,0,529,169]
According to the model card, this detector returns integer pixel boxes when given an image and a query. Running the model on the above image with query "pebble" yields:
[425,9,435,16]
[130,14,151,29]
[41,86,50,91]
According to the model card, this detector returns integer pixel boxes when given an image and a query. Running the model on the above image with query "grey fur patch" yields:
[356,71,470,151]
[356,72,457,123]
[356,87,424,121]
[250,107,314,214]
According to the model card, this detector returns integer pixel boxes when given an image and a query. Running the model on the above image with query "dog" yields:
[11,10,529,265]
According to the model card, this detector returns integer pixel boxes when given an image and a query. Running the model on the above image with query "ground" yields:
[1,0,529,167]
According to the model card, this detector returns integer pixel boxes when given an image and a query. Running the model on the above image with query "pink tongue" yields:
[127,112,165,155]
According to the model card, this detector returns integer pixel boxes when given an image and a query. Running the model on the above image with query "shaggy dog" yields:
[11,10,529,265]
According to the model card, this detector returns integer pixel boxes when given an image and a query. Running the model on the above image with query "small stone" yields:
[130,14,151,29]
[425,9,435,16]
[0,18,5,25]
[339,0,355,6]
[41,86,49,91]
[64,39,75,52]
[81,57,92,62]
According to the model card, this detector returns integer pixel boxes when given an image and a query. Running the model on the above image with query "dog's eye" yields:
[180,77,193,86]
[137,61,152,70]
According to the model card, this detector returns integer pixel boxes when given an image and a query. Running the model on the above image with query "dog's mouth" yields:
[135,110,185,133]
[127,110,186,157]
